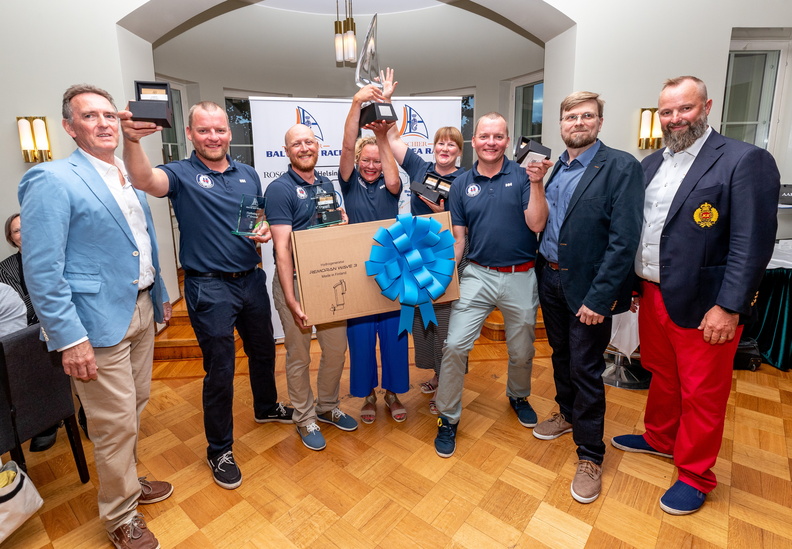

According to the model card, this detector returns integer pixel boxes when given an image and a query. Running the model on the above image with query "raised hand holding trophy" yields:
[355,14,398,127]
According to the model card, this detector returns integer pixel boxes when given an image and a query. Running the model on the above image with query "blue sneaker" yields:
[509,396,537,427]
[317,407,358,431]
[611,434,672,458]
[297,422,326,451]
[435,416,457,458]
[659,480,706,515]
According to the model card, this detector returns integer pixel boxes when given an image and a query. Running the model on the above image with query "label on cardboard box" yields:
[291,212,460,325]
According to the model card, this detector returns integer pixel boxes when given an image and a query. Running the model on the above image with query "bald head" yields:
[284,124,320,174]
[284,124,315,147]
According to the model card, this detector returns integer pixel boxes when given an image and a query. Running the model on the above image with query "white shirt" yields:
[78,149,155,289]
[635,126,712,282]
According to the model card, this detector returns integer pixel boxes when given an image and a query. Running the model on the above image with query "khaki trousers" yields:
[73,292,155,532]
[272,269,347,427]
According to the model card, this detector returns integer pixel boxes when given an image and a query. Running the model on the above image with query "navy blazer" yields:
[18,150,168,350]
[642,129,780,328]
[537,142,645,316]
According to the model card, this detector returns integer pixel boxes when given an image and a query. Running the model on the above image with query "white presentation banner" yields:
[250,96,461,338]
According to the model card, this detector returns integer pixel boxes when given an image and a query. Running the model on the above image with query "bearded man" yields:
[611,76,780,515]
[264,124,357,452]
[532,91,644,504]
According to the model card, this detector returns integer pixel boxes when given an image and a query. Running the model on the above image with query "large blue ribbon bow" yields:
[365,213,456,334]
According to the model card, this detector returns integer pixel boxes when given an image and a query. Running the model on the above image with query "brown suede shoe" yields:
[137,477,173,505]
[107,514,160,549]
[571,460,602,504]
[532,412,573,440]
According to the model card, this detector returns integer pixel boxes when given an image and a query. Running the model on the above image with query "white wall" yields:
[542,0,792,237]
[1,0,180,299]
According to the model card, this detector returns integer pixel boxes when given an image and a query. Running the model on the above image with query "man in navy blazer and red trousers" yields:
[612,76,780,515]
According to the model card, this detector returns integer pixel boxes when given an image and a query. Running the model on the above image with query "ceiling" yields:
[259,0,441,15]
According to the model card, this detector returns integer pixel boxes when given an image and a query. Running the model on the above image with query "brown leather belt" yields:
[472,260,535,273]
[547,261,560,271]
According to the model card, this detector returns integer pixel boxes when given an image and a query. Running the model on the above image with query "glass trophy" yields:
[355,14,397,127]
[309,188,344,228]
[232,194,266,236]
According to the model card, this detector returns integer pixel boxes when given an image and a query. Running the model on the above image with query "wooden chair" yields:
[0,324,89,483]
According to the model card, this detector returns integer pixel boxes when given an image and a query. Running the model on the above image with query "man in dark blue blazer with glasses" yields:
[533,91,644,505]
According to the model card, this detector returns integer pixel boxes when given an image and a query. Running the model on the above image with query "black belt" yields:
[138,285,152,294]
[642,279,660,287]
[185,268,255,279]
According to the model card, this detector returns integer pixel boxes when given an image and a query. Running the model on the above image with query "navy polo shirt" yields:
[401,148,465,215]
[159,152,262,272]
[449,158,538,267]
[264,166,336,232]
[539,140,601,263]
[338,167,400,224]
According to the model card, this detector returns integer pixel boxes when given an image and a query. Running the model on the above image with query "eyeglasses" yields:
[561,112,599,123]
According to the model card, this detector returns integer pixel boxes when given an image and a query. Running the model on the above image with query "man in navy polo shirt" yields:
[121,101,292,491]
[386,123,468,414]
[265,124,357,451]
[434,112,552,458]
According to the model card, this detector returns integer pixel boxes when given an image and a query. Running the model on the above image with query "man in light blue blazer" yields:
[19,84,173,549]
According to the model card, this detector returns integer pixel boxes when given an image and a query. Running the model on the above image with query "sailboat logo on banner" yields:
[399,105,429,139]
[296,106,324,141]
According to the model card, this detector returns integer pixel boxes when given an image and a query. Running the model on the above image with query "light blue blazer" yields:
[18,149,168,350]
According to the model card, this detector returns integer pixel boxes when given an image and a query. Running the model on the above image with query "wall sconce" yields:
[17,116,52,162]
[638,108,663,150]
[343,0,357,63]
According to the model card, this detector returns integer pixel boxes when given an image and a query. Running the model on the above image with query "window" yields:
[514,81,543,143]
[460,94,475,169]
[161,86,187,163]
[225,97,254,167]
[721,50,780,149]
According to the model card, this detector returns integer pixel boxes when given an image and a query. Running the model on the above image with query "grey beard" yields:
[663,116,707,152]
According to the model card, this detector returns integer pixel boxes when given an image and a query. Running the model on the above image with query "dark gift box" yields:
[129,81,173,129]
[514,137,551,167]
[410,173,453,205]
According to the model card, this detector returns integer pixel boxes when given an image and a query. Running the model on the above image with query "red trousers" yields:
[638,282,742,493]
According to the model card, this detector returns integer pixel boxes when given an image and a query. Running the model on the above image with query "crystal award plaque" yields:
[355,14,397,127]
[232,194,266,236]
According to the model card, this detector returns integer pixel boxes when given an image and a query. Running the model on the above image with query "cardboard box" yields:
[291,212,459,325]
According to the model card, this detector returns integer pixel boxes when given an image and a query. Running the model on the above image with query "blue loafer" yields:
[659,480,706,515]
[611,434,672,458]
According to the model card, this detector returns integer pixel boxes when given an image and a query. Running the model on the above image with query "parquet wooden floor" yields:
[3,334,792,548]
